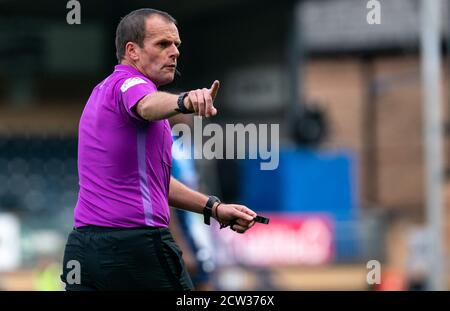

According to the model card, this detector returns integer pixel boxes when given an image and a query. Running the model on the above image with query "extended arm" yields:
[135,81,220,121]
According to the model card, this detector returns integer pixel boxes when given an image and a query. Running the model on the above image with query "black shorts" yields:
[60,226,194,291]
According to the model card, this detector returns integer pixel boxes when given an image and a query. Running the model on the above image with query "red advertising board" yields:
[213,213,334,266]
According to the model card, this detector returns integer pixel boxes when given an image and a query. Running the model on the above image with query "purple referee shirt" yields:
[74,64,173,228]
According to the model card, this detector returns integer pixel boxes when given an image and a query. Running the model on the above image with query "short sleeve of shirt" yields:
[118,76,157,121]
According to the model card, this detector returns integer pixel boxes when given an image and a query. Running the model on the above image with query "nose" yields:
[169,44,180,59]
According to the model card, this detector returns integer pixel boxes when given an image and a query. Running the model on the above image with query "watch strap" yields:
[175,92,194,114]
[203,195,220,225]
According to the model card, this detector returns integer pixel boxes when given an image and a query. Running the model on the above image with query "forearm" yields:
[136,80,220,121]
[136,91,180,121]
[169,177,209,215]
[169,177,257,234]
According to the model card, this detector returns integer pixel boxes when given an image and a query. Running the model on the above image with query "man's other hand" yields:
[213,203,257,234]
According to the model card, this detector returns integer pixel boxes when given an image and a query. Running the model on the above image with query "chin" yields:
[157,76,175,87]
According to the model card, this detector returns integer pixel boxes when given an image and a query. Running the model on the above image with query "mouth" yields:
[164,64,177,70]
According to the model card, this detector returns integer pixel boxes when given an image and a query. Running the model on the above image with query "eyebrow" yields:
[155,38,182,46]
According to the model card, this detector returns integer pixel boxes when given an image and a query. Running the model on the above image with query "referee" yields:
[60,8,257,291]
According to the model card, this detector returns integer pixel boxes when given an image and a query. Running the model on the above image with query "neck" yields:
[119,59,160,87]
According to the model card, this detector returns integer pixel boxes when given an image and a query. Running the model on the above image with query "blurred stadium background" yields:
[0,0,449,290]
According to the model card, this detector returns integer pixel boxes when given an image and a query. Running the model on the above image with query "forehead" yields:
[145,15,180,41]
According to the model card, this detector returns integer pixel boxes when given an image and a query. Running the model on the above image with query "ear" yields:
[125,42,140,61]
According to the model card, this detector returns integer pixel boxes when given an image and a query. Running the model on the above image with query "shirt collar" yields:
[114,64,145,77]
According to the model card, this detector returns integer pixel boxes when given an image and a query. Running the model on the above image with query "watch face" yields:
[207,196,220,208]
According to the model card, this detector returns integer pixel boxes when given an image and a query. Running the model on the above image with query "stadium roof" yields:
[299,0,449,53]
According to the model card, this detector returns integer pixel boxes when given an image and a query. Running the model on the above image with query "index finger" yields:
[210,80,220,101]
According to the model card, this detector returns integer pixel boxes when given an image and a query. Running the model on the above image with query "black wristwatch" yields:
[203,195,221,225]
[175,92,194,114]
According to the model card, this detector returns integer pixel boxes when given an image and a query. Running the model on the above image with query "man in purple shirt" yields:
[61,8,257,291]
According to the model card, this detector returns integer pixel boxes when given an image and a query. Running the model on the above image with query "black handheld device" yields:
[254,215,270,224]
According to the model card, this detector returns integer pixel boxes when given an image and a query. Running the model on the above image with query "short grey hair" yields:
[115,8,177,62]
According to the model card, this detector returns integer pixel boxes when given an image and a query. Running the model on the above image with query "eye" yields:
[157,40,177,49]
